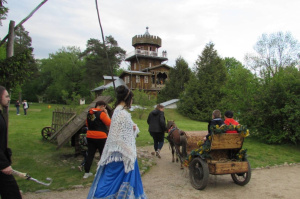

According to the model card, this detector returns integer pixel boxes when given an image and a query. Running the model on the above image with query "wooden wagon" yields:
[41,108,76,140]
[186,131,251,190]
[40,96,113,154]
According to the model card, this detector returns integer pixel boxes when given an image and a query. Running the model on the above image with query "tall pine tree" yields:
[179,42,227,121]
[157,56,191,103]
[14,25,33,55]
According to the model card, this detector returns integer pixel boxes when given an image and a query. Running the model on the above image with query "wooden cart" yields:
[188,133,251,190]
[41,108,76,140]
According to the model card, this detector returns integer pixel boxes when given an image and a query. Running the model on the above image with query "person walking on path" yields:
[22,100,28,115]
[0,86,22,199]
[147,104,167,158]
[15,100,20,115]
[83,101,111,179]
[87,85,147,199]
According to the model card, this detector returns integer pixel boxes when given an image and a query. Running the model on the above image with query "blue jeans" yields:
[150,132,165,151]
[16,107,19,114]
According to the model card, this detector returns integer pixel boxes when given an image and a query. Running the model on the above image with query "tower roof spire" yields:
[144,27,150,36]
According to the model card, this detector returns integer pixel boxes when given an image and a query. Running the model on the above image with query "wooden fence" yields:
[51,108,76,131]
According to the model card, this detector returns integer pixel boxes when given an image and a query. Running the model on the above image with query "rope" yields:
[95,0,116,90]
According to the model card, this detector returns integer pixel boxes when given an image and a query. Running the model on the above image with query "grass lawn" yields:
[6,103,300,192]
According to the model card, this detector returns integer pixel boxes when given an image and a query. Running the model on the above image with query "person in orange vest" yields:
[224,110,239,133]
[83,101,111,179]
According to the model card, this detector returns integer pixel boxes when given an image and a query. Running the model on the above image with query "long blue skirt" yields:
[87,160,147,199]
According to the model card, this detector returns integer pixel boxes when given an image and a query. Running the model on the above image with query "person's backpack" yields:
[27,103,29,108]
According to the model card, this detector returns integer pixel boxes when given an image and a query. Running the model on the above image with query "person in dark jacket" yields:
[0,86,22,199]
[205,109,224,141]
[147,104,167,158]
[15,100,20,115]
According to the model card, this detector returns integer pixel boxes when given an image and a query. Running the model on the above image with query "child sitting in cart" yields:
[203,109,224,142]
[224,110,239,133]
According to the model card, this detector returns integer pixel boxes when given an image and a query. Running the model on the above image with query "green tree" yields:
[132,89,156,119]
[0,49,35,91]
[0,24,36,92]
[219,57,258,124]
[157,56,191,103]
[178,73,202,120]
[250,66,300,144]
[245,31,300,77]
[0,44,5,59]
[0,0,8,26]
[81,36,126,89]
[13,25,39,101]
[14,25,33,55]
[179,42,227,121]
[37,46,86,103]
[21,59,52,102]
[102,87,116,104]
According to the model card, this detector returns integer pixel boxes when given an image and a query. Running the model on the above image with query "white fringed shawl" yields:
[98,104,139,173]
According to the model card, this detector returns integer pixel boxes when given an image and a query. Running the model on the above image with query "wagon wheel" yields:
[231,158,251,186]
[41,127,56,140]
[189,157,209,190]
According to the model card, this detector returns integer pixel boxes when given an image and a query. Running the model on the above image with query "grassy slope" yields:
[6,103,300,192]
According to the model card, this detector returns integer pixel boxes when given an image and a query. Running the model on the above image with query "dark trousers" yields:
[0,172,22,199]
[80,151,88,166]
[84,138,106,173]
[150,132,165,151]
[23,109,27,115]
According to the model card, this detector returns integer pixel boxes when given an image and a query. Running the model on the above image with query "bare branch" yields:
[0,0,48,47]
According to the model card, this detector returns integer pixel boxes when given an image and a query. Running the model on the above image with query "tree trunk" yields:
[6,20,15,59]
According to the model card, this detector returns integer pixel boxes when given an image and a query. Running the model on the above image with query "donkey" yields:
[166,120,188,169]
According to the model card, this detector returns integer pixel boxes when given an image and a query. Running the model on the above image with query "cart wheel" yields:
[189,157,209,190]
[231,158,251,186]
[41,127,56,140]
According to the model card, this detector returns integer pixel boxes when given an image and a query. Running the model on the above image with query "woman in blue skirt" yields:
[87,85,147,199]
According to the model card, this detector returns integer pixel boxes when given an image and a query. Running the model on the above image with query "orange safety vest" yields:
[86,108,111,139]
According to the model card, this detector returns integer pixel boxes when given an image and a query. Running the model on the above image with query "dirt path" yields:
[23,145,300,199]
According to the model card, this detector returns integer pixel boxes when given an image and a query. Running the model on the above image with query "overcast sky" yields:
[1,0,300,69]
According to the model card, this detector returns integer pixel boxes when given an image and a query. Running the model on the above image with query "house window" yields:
[144,76,148,83]
[149,62,152,68]
[136,75,140,83]
[134,63,136,70]
[125,76,130,84]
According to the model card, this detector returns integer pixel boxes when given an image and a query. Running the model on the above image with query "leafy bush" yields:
[250,67,300,144]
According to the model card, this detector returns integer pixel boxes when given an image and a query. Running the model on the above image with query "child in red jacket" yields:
[224,111,239,133]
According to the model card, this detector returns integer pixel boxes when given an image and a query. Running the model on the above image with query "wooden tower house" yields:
[92,27,171,97]
[121,27,171,96]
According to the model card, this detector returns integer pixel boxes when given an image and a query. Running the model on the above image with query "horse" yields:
[166,120,188,169]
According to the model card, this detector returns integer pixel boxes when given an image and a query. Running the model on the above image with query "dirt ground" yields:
[23,145,300,199]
